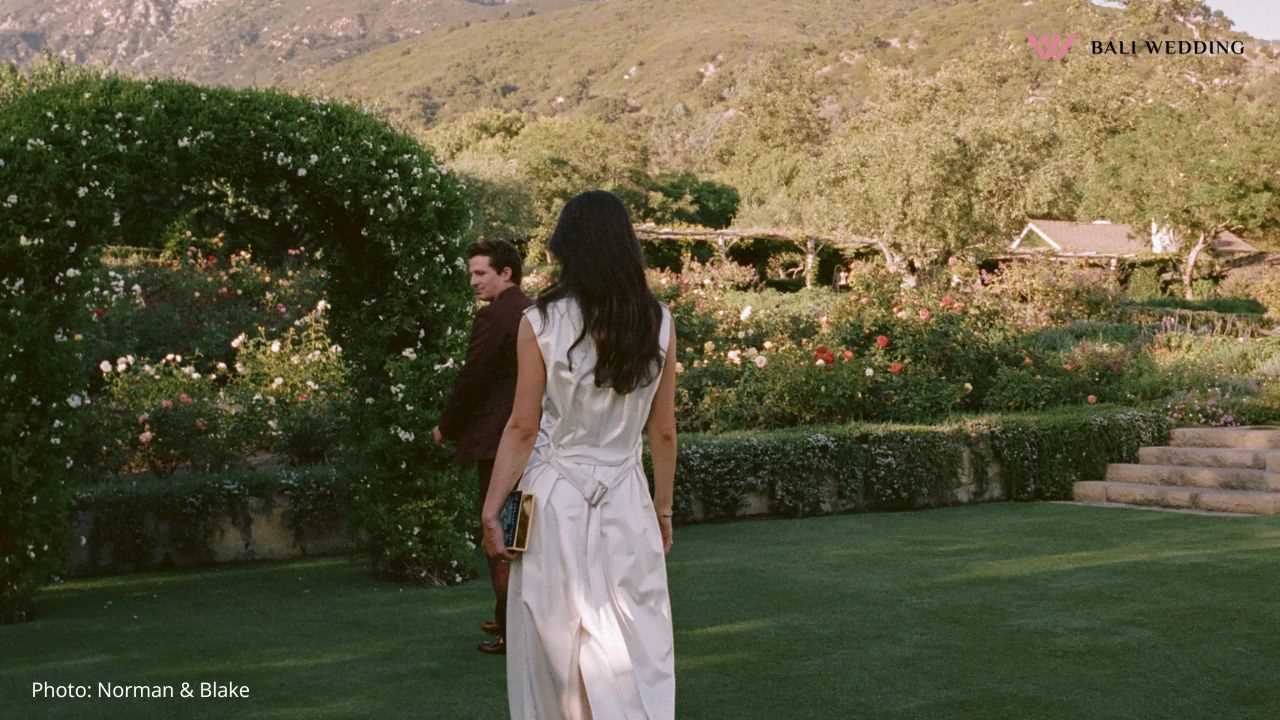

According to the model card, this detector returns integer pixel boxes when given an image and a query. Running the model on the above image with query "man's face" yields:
[468,255,513,302]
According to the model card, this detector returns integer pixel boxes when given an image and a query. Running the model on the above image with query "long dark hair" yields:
[534,190,664,395]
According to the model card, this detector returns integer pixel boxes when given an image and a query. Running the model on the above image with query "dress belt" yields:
[540,444,641,507]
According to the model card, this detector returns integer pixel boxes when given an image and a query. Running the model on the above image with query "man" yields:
[433,238,533,656]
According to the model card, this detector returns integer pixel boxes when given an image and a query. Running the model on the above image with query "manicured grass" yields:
[4,504,1280,719]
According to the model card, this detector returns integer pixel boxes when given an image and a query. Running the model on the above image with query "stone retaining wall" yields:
[68,493,354,577]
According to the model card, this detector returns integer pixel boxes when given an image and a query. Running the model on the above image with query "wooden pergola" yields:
[632,224,880,286]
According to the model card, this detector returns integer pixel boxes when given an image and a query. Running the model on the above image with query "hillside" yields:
[301,0,1280,128]
[3,0,1274,125]
[0,0,585,87]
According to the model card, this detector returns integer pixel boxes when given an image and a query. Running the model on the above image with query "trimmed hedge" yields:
[57,407,1170,584]
[649,406,1171,521]
[71,465,349,575]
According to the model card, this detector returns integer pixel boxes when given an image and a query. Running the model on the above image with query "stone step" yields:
[1138,446,1268,469]
[1105,463,1280,491]
[1170,426,1280,449]
[1073,481,1279,515]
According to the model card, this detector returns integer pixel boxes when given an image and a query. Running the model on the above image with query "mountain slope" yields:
[0,0,585,87]
[302,0,1279,129]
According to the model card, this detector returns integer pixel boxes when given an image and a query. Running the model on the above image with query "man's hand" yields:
[431,426,444,447]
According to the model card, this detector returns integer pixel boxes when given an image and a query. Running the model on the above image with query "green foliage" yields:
[71,465,347,575]
[0,69,471,622]
[984,260,1124,326]
[644,172,740,229]
[712,53,830,227]
[421,108,528,161]
[985,408,1171,501]
[360,474,479,587]
[653,408,1169,521]
[1219,264,1280,318]
[1124,265,1167,299]
[1127,296,1267,315]
[1084,96,1280,297]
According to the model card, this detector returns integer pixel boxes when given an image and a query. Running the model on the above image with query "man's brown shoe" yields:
[480,620,501,636]
[478,637,506,655]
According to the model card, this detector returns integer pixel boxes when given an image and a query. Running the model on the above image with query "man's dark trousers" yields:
[438,285,533,640]
[476,458,507,637]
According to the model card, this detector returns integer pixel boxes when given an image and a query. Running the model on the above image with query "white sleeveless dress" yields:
[507,297,676,720]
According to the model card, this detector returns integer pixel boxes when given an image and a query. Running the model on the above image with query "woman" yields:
[481,190,678,720]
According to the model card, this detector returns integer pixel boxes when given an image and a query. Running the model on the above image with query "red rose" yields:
[940,294,955,308]
[842,350,854,361]
[889,362,904,375]
[298,394,309,402]
[875,335,891,349]
[1087,395,1098,405]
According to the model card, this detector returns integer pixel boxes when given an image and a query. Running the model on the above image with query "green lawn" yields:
[4,504,1280,719]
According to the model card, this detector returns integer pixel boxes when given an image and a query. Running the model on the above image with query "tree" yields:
[505,115,652,258]
[419,108,527,162]
[1084,97,1280,298]
[710,52,830,230]
[803,58,1067,286]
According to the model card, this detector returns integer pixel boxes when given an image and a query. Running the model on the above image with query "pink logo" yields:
[1027,33,1077,60]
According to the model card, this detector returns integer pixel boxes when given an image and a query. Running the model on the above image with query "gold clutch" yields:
[500,491,536,553]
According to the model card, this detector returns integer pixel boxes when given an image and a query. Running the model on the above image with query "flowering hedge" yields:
[646,407,1171,521]
[0,70,472,622]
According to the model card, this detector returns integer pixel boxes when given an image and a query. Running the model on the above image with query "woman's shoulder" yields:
[522,297,573,332]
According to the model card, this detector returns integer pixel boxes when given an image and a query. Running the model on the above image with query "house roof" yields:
[1012,220,1261,256]
[1211,230,1260,254]
[1014,220,1145,256]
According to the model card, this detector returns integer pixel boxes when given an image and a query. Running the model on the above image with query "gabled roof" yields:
[1012,220,1145,256]
[1012,220,1261,256]
[1211,230,1260,254]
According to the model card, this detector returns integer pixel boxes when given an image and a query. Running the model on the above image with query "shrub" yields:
[351,465,479,586]
[1219,263,1280,318]
[650,407,1170,520]
[72,465,348,575]
[1125,264,1167,299]
[93,353,248,477]
[986,260,1123,327]
[0,68,470,622]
